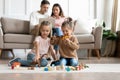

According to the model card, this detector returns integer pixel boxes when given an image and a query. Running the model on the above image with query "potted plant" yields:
[102,22,117,57]
[102,21,117,40]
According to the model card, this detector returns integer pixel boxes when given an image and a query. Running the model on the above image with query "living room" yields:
[0,0,120,80]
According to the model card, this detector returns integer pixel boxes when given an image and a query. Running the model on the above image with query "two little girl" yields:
[9,20,79,67]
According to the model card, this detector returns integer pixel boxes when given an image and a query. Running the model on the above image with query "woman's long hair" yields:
[51,3,64,17]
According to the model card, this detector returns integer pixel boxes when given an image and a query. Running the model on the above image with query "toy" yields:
[80,63,89,69]
[75,63,89,70]
[44,67,48,71]
[56,66,61,70]
[53,66,56,71]
[28,67,35,70]
[48,65,52,71]
[61,34,69,40]
[80,63,84,69]
[61,64,65,70]
[11,62,21,69]
[84,65,89,68]
[76,66,81,70]
[65,66,71,71]
[69,66,76,71]
[51,64,56,70]
[11,65,14,69]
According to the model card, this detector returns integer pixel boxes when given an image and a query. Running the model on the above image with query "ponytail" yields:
[62,17,74,30]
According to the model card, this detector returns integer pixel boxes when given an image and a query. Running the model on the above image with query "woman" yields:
[51,3,66,57]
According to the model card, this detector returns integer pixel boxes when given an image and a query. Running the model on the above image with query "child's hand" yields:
[50,36,56,44]
[63,38,70,45]
[43,54,49,59]
[34,55,40,62]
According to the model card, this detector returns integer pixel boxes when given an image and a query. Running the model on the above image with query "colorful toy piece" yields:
[80,63,89,69]
[44,67,48,71]
[61,34,69,40]
[61,64,65,70]
[76,66,81,70]
[75,63,89,70]
[11,65,14,69]
[28,67,35,70]
[11,62,21,69]
[65,66,71,71]
[48,66,52,71]
[69,66,76,71]
[84,64,89,68]
[80,63,84,69]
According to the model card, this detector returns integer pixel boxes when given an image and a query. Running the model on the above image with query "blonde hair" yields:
[38,21,52,37]
[61,21,74,30]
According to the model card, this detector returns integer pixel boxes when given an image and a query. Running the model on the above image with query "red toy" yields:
[11,62,21,69]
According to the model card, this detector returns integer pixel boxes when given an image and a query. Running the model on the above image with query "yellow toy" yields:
[61,34,69,40]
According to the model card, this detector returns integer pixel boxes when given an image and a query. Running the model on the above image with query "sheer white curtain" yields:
[116,0,120,31]
[96,0,113,29]
[111,0,118,32]
[95,0,119,31]
[68,0,90,20]
[96,0,119,57]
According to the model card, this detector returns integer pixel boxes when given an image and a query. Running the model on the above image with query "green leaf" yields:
[102,29,117,40]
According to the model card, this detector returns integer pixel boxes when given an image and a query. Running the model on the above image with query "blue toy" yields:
[66,67,71,71]
[44,67,48,71]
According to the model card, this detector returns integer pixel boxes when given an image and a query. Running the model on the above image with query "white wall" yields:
[0,0,92,20]
[0,0,69,20]
[0,0,31,20]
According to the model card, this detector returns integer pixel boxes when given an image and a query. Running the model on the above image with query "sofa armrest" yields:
[92,26,103,49]
[0,26,4,48]
[0,26,3,35]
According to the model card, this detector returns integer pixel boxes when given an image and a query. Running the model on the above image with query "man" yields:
[30,0,50,36]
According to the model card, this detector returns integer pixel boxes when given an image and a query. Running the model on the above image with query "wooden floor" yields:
[0,57,120,80]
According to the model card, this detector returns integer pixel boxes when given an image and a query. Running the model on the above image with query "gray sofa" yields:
[74,26,102,59]
[0,17,102,59]
[0,17,34,49]
[0,17,34,58]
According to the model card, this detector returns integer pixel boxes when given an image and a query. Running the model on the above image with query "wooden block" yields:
[28,67,34,70]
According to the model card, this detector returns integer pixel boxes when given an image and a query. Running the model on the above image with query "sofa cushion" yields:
[1,17,29,34]
[75,34,94,43]
[4,43,33,49]
[74,19,93,34]
[4,34,34,44]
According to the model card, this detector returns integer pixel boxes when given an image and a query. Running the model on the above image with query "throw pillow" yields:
[74,18,93,34]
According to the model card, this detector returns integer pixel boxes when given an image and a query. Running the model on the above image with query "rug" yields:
[1,64,120,73]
